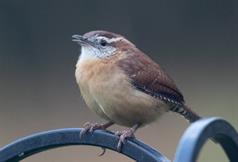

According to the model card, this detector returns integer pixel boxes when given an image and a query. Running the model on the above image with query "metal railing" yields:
[0,117,238,162]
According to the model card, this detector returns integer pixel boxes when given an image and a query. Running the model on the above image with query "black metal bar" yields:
[1,117,238,162]
[174,117,238,162]
[0,128,170,162]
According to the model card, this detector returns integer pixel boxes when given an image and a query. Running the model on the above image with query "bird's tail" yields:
[182,104,201,123]
[170,104,219,144]
[170,104,201,123]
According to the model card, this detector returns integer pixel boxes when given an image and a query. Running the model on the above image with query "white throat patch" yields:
[79,47,96,61]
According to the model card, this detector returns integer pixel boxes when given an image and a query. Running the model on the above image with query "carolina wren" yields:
[73,30,200,151]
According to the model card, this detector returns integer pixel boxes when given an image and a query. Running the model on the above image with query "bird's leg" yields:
[80,121,114,138]
[115,123,140,152]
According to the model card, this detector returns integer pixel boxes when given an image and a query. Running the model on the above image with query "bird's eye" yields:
[100,39,107,46]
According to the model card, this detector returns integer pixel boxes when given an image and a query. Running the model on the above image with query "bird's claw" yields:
[80,122,105,138]
[80,121,114,156]
[98,147,106,156]
[115,128,135,152]
[80,121,114,139]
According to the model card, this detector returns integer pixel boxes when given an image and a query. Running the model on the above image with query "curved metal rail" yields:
[1,117,238,162]
[174,117,238,162]
[0,128,169,162]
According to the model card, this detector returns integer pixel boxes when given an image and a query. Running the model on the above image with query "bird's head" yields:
[72,30,135,60]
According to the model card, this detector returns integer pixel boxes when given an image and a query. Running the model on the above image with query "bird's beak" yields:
[72,34,94,46]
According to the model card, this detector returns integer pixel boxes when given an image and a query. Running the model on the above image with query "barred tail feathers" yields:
[170,104,201,123]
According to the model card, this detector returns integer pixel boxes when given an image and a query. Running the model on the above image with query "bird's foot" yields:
[80,121,114,139]
[80,121,113,156]
[115,124,140,152]
[115,128,135,151]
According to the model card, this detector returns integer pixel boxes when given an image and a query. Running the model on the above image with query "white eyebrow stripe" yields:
[97,36,124,43]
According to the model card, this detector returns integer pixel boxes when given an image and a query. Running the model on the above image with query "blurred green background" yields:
[0,0,237,161]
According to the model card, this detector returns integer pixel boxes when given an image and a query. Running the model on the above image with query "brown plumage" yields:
[73,30,201,151]
[117,48,184,103]
[116,46,200,122]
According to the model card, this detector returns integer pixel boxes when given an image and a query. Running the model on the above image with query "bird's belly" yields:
[76,59,169,127]
[95,87,169,127]
[79,85,111,121]
[90,73,169,127]
[75,60,112,121]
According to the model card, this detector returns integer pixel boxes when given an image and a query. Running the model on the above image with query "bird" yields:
[72,30,201,152]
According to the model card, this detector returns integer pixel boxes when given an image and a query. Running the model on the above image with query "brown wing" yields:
[117,48,184,104]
